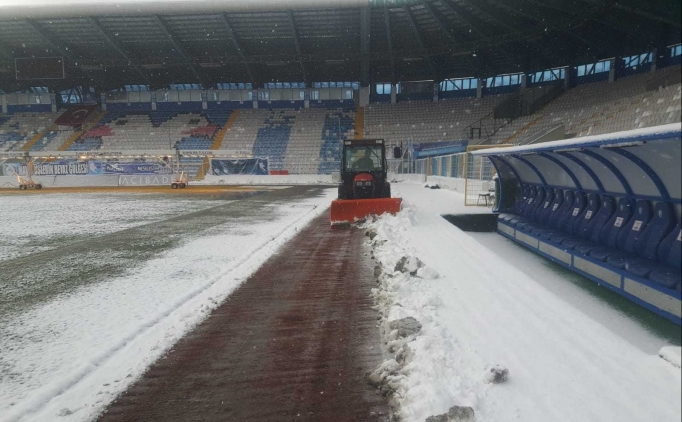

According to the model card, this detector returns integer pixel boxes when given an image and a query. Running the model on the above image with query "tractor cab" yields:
[330,139,402,226]
[338,139,391,200]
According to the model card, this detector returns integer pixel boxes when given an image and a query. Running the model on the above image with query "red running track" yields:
[99,213,390,422]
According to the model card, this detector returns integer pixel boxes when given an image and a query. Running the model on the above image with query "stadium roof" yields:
[0,0,679,92]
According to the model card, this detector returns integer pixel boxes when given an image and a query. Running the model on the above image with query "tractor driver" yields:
[352,148,377,171]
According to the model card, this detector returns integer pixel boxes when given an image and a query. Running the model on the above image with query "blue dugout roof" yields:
[474,124,682,203]
[412,140,468,159]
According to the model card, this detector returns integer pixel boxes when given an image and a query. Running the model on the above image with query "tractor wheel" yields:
[179,183,186,188]
[35,184,43,190]
[19,185,26,190]
[171,183,179,189]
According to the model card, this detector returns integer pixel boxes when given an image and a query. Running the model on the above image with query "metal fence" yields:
[390,145,513,206]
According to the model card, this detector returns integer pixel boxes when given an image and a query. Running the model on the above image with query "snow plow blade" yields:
[330,198,402,226]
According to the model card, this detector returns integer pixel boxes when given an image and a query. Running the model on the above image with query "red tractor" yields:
[330,139,402,226]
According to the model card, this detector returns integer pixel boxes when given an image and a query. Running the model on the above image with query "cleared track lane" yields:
[99,214,390,422]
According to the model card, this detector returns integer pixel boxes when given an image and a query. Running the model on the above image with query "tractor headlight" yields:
[365,181,372,186]
[356,181,363,186]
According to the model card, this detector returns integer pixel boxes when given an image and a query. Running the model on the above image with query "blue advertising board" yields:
[210,158,268,175]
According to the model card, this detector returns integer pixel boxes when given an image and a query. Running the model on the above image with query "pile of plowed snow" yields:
[363,183,681,422]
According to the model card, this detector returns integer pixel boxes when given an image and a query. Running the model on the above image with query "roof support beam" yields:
[440,0,489,38]
[286,11,308,85]
[383,5,395,84]
[518,0,632,45]
[455,0,559,70]
[0,41,13,61]
[25,20,76,61]
[404,6,438,81]
[220,14,256,86]
[454,0,515,33]
[487,0,604,53]
[360,6,370,86]
[152,15,206,87]
[609,2,681,28]
[573,0,681,29]
[90,18,150,85]
[423,1,459,45]
[440,0,518,74]
[24,19,106,89]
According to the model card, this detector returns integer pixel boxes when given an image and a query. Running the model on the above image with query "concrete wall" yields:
[0,175,120,187]
[389,173,426,183]
[202,174,337,185]
[389,173,494,193]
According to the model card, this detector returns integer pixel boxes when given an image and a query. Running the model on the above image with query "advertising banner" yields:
[2,161,102,176]
[119,174,175,186]
[102,161,173,175]
[210,158,268,175]
[2,160,173,177]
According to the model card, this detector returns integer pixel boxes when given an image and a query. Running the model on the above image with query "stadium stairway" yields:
[252,109,295,171]
[318,110,355,174]
[210,110,239,150]
[21,126,53,151]
[354,105,364,139]
[60,111,107,151]
[504,115,544,144]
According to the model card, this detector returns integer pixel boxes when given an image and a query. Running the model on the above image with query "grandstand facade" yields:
[0,0,680,176]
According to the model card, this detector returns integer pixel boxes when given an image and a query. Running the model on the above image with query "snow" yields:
[474,123,681,156]
[365,182,681,422]
[0,193,226,261]
[201,174,335,185]
[0,188,336,422]
[659,347,682,368]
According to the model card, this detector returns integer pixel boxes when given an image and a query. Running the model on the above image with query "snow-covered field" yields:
[0,194,224,261]
[0,188,336,422]
[366,182,681,422]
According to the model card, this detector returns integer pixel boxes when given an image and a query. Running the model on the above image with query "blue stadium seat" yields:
[589,200,652,262]
[537,190,577,239]
[606,202,674,268]
[562,195,614,250]
[318,110,354,174]
[646,224,681,288]
[518,187,557,232]
[252,110,295,170]
[509,186,538,225]
[529,189,566,235]
[500,185,529,222]
[548,192,587,243]
[571,196,618,254]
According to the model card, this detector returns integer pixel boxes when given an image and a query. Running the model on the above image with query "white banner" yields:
[118,174,175,186]
[6,149,253,159]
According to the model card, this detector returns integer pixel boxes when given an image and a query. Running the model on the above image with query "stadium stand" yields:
[218,107,355,174]
[488,66,682,145]
[363,95,510,145]
[28,129,74,151]
[318,108,355,174]
[0,113,61,151]
[1,67,680,176]
[252,109,296,171]
[65,111,228,151]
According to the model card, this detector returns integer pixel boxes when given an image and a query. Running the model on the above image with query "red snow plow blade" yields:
[330,198,402,226]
